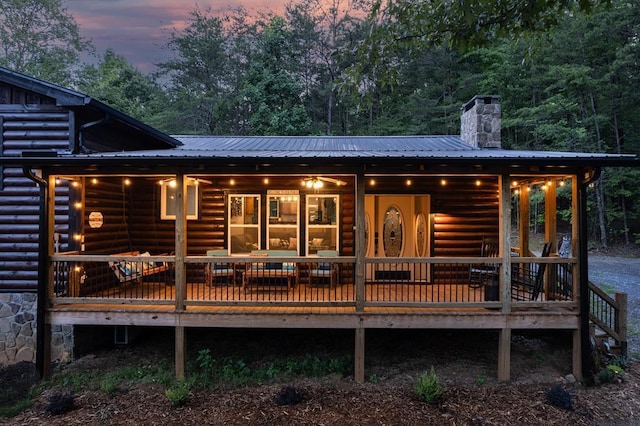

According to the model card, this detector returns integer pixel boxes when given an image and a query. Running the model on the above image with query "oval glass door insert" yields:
[383,205,403,257]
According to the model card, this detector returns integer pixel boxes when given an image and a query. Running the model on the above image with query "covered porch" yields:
[43,168,584,383]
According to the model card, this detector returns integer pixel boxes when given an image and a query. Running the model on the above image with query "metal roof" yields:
[60,135,635,164]
[173,135,475,152]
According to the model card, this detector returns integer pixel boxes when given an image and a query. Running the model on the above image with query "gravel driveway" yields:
[588,255,640,358]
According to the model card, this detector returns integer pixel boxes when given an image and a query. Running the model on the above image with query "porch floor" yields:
[67,280,499,304]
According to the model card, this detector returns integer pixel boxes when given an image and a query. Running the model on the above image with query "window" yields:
[383,205,403,257]
[228,194,260,254]
[267,190,299,252]
[161,181,198,220]
[306,195,339,255]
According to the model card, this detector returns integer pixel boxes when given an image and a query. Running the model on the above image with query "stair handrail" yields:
[588,282,628,356]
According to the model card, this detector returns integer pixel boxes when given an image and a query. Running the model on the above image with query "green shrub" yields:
[100,374,120,395]
[414,367,444,404]
[165,381,191,406]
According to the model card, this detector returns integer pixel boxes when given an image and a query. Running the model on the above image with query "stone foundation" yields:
[0,293,73,365]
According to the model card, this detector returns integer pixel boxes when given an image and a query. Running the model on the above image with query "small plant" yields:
[414,367,444,404]
[609,355,628,370]
[196,349,216,373]
[100,374,120,395]
[45,392,75,416]
[165,381,191,406]
[369,374,379,384]
[475,372,487,386]
[606,364,624,382]
[545,384,573,410]
[598,366,616,384]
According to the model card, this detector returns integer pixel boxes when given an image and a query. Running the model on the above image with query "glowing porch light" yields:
[440,179,447,186]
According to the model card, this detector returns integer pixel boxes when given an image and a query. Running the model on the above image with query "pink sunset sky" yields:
[65,0,287,73]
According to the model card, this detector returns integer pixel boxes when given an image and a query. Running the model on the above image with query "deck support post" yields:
[572,329,582,380]
[498,327,511,381]
[354,326,365,383]
[175,325,185,380]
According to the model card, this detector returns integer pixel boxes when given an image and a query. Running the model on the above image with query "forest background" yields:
[1,0,639,250]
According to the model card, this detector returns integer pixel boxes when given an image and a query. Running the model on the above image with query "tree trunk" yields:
[589,92,608,248]
[595,179,608,249]
[612,111,630,244]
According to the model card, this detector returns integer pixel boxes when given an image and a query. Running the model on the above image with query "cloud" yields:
[65,0,284,72]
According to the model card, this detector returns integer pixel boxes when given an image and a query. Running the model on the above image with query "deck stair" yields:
[588,282,627,357]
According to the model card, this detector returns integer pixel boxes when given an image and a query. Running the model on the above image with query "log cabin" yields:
[0,66,637,382]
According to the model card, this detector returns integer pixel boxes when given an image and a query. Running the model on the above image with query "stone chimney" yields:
[460,95,501,149]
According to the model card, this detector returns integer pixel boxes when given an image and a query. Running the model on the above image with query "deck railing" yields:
[50,253,577,308]
[589,283,628,355]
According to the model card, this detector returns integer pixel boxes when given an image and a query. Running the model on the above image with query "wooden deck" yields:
[48,280,579,330]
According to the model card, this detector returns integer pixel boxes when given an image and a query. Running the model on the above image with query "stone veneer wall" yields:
[0,293,73,364]
[460,95,501,149]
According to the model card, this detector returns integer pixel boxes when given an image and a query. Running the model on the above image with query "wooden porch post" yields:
[500,175,512,312]
[175,173,186,311]
[545,179,557,300]
[174,174,187,379]
[544,179,557,250]
[518,183,530,257]
[577,174,593,381]
[572,176,583,380]
[355,172,365,313]
[498,174,512,381]
[41,175,57,380]
[354,172,366,382]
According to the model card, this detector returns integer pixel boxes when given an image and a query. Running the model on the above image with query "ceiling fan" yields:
[301,176,346,189]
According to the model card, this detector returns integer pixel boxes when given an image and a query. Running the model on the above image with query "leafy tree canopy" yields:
[366,0,609,49]
[0,0,92,85]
